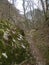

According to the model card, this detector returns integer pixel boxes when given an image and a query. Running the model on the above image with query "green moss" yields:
[0,29,4,39]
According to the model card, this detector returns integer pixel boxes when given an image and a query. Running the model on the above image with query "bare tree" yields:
[12,0,16,4]
[22,0,26,19]
[40,0,49,20]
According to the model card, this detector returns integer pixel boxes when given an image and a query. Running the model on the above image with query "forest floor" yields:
[25,29,46,65]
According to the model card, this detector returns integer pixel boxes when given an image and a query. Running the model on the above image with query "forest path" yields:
[25,30,46,65]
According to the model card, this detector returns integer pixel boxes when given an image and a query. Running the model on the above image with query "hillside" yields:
[0,0,49,65]
[0,0,25,29]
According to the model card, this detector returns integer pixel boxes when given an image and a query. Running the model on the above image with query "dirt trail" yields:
[25,31,46,65]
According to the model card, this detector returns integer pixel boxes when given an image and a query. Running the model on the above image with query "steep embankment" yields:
[0,0,26,30]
